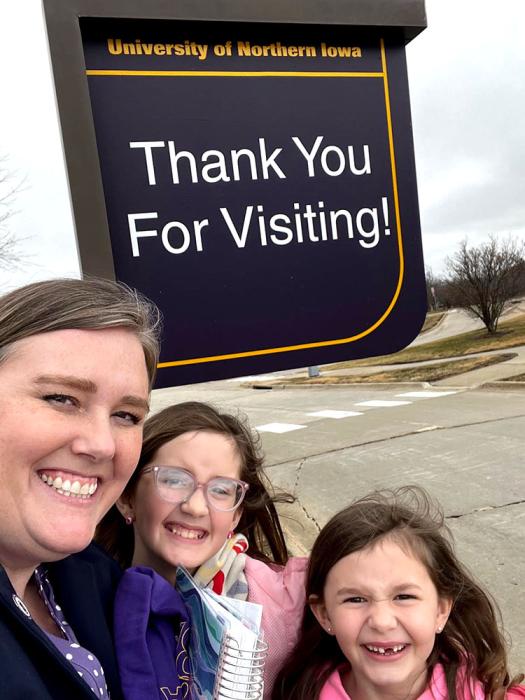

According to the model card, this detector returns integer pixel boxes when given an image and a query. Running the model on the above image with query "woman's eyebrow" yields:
[35,375,150,412]
[35,374,97,392]
[121,395,150,412]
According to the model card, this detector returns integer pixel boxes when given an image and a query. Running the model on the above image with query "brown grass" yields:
[327,314,525,369]
[420,312,445,334]
[500,372,525,382]
[249,353,517,387]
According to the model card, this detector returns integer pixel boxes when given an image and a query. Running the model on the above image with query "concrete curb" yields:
[480,381,525,391]
[418,310,447,335]
[248,381,434,391]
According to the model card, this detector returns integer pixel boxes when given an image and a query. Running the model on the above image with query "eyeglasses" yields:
[142,466,249,512]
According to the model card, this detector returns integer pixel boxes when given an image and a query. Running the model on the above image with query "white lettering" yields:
[220,206,253,248]
[292,136,323,177]
[269,214,293,245]
[128,212,159,256]
[349,145,371,175]
[259,138,286,179]
[231,149,258,182]
[168,141,198,184]
[320,145,346,176]
[202,150,230,183]
[129,142,165,185]
[357,207,380,248]
[161,221,191,254]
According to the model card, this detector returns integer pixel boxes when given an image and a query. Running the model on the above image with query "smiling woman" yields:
[0,277,161,700]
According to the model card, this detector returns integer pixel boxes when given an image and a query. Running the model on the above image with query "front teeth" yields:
[366,644,406,654]
[40,473,98,499]
[167,525,204,540]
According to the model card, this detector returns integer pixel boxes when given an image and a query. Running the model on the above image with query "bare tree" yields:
[0,156,26,270]
[445,235,525,333]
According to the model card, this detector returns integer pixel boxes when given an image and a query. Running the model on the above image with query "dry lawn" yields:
[500,372,525,382]
[327,314,525,369]
[249,353,517,387]
[420,312,445,334]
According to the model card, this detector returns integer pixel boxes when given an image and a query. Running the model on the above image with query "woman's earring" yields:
[227,530,234,540]
[326,625,332,634]
[125,515,135,526]
[436,625,443,633]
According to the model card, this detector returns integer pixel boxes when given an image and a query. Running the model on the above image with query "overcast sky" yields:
[0,0,524,292]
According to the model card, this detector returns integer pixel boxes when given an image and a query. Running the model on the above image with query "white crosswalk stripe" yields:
[306,410,363,419]
[255,422,307,434]
[396,391,458,399]
[354,400,412,408]
[254,390,461,436]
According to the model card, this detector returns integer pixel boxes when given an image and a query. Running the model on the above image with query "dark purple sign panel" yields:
[81,19,425,388]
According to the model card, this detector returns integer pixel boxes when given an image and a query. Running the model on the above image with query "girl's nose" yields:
[367,601,397,632]
[180,484,209,517]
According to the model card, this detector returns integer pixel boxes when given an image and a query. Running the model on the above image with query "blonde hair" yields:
[0,278,162,387]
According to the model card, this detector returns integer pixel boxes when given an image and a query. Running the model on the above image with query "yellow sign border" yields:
[87,39,404,369]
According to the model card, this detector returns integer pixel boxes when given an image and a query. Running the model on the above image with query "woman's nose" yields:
[71,415,116,462]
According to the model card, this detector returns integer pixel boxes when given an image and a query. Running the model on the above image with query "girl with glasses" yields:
[96,401,307,698]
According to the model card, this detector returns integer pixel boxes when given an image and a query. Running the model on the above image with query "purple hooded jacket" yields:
[114,567,191,700]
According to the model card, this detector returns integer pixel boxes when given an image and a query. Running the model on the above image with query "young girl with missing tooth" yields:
[272,487,524,700]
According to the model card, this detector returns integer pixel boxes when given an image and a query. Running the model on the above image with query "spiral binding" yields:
[215,636,268,699]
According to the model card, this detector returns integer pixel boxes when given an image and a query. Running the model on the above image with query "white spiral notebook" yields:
[175,567,268,700]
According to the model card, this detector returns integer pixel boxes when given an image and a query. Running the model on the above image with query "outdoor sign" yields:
[74,12,425,387]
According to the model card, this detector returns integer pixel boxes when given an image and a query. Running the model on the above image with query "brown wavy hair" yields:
[96,401,293,568]
[273,487,522,700]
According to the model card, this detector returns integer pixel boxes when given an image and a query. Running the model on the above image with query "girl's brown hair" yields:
[273,487,521,700]
[96,401,293,568]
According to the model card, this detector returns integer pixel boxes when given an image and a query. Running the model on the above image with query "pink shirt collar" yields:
[319,662,486,700]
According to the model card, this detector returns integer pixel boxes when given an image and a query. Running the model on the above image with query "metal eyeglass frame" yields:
[142,465,249,512]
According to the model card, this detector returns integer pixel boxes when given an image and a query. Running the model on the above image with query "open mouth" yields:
[364,644,407,656]
[39,471,98,499]
[165,523,206,540]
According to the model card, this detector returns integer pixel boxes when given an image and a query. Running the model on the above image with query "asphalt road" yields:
[410,300,525,347]
[151,378,525,673]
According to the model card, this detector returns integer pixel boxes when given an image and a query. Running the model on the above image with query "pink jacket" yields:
[245,555,308,698]
[319,662,525,700]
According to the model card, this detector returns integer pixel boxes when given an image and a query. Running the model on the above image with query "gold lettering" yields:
[107,38,122,55]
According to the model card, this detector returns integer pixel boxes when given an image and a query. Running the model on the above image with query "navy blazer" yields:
[0,544,124,700]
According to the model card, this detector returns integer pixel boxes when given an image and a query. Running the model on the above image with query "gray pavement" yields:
[410,308,485,346]
[150,304,525,671]
[410,300,525,347]
[151,380,525,673]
